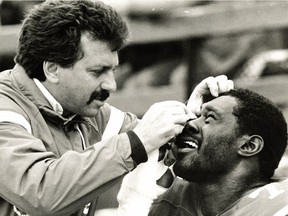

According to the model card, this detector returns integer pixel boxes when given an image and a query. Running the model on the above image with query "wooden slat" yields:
[0,24,21,54]
[2,2,288,51]
[127,1,288,44]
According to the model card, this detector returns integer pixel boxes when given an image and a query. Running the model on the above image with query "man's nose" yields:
[100,71,117,92]
[185,118,202,134]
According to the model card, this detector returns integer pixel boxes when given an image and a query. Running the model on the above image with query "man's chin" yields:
[173,162,197,182]
[173,163,187,179]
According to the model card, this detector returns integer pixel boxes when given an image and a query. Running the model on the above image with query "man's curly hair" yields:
[15,0,129,81]
[221,88,287,178]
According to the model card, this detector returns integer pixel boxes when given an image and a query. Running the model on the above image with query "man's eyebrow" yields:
[201,103,221,115]
[88,65,117,70]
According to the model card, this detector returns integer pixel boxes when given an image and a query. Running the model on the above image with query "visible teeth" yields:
[184,141,198,149]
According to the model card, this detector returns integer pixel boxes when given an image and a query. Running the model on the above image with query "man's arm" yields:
[0,122,137,215]
[0,99,191,215]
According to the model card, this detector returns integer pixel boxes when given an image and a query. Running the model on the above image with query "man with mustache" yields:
[0,0,234,215]
[119,88,288,216]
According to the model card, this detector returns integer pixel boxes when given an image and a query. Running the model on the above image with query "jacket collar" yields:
[33,78,63,115]
[11,64,80,125]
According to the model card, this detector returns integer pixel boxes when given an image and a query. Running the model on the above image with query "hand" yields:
[133,101,191,154]
[117,150,170,216]
[187,75,234,115]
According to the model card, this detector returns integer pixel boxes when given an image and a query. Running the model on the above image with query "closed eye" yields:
[89,69,104,76]
[207,113,215,119]
[89,66,112,77]
[204,112,216,123]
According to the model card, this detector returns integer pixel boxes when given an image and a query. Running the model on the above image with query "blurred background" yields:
[1,0,288,176]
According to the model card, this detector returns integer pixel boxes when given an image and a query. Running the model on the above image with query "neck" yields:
[194,167,268,216]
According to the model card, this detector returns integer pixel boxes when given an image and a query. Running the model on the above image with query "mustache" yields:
[87,89,110,104]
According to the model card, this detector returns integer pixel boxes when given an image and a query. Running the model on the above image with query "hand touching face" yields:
[187,75,234,116]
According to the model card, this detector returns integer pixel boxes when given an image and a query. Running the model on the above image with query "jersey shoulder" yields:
[223,178,288,216]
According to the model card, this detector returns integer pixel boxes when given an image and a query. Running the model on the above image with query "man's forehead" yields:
[202,95,237,113]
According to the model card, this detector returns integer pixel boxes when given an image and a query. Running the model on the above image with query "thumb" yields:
[187,95,202,116]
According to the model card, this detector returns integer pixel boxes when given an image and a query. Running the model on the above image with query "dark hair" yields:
[15,0,128,81]
[221,89,287,178]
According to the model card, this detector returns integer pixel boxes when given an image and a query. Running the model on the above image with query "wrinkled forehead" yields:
[201,95,238,114]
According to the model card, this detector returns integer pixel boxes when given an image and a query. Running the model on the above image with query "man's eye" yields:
[94,70,102,75]
[90,69,104,77]
[207,114,215,119]
[204,113,215,123]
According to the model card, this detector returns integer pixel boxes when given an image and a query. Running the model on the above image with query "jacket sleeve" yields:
[103,106,147,165]
[0,122,136,216]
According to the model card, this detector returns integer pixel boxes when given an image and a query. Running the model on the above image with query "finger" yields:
[228,80,234,90]
[154,101,191,116]
[167,123,185,139]
[206,77,220,97]
[215,75,228,92]
[172,114,190,125]
[188,111,197,120]
[215,75,228,81]
[172,103,190,116]
[187,98,202,116]
[174,124,185,136]
[186,99,196,112]
[215,75,232,93]
[169,106,196,121]
[194,106,201,117]
[168,106,189,116]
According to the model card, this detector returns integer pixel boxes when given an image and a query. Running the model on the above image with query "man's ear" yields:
[43,61,59,83]
[238,135,264,157]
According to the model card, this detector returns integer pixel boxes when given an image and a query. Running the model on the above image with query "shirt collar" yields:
[33,78,64,115]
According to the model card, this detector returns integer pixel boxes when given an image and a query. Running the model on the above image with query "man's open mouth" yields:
[175,139,199,149]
